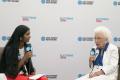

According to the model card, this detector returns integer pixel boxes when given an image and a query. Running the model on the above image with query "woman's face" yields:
[21,30,31,43]
[94,32,107,48]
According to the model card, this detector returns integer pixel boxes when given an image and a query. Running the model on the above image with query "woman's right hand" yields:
[23,51,32,60]
[18,51,32,69]
[89,56,95,65]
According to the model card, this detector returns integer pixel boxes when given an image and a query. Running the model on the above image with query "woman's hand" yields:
[23,51,32,60]
[18,51,32,69]
[89,70,105,78]
[89,56,95,66]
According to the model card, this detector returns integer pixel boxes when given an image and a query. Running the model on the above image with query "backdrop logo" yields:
[113,37,120,42]
[41,0,57,4]
[60,17,74,22]
[96,17,109,23]
[78,0,94,5]
[46,74,57,79]
[1,35,10,41]
[60,53,74,59]
[0,0,19,2]
[41,36,58,42]
[113,0,120,6]
[78,36,93,42]
[22,16,37,22]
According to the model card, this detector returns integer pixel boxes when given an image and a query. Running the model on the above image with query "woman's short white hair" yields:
[94,26,112,42]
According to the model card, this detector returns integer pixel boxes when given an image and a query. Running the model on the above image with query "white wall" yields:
[0,0,120,80]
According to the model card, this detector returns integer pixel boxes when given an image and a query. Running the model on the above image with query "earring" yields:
[20,37,22,40]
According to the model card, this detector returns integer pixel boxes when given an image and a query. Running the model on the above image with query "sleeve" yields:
[102,47,119,75]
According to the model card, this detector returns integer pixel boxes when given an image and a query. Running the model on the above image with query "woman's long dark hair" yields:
[0,25,30,76]
[7,25,30,48]
[6,24,30,60]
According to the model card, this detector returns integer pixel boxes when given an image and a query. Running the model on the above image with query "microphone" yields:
[25,42,33,75]
[25,43,36,57]
[89,48,96,68]
[89,48,99,68]
[90,48,96,56]
[25,43,32,52]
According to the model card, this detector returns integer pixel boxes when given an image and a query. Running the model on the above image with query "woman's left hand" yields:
[89,70,105,78]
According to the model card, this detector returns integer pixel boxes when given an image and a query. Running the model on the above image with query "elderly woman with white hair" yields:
[75,26,119,80]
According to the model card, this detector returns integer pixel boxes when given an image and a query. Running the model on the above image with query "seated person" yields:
[0,25,48,80]
[75,26,119,80]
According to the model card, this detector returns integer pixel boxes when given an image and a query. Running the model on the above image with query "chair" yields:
[0,47,4,62]
[0,47,7,80]
[117,47,120,80]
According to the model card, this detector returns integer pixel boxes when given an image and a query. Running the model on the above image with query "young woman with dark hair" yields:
[0,25,35,79]
[0,25,48,80]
